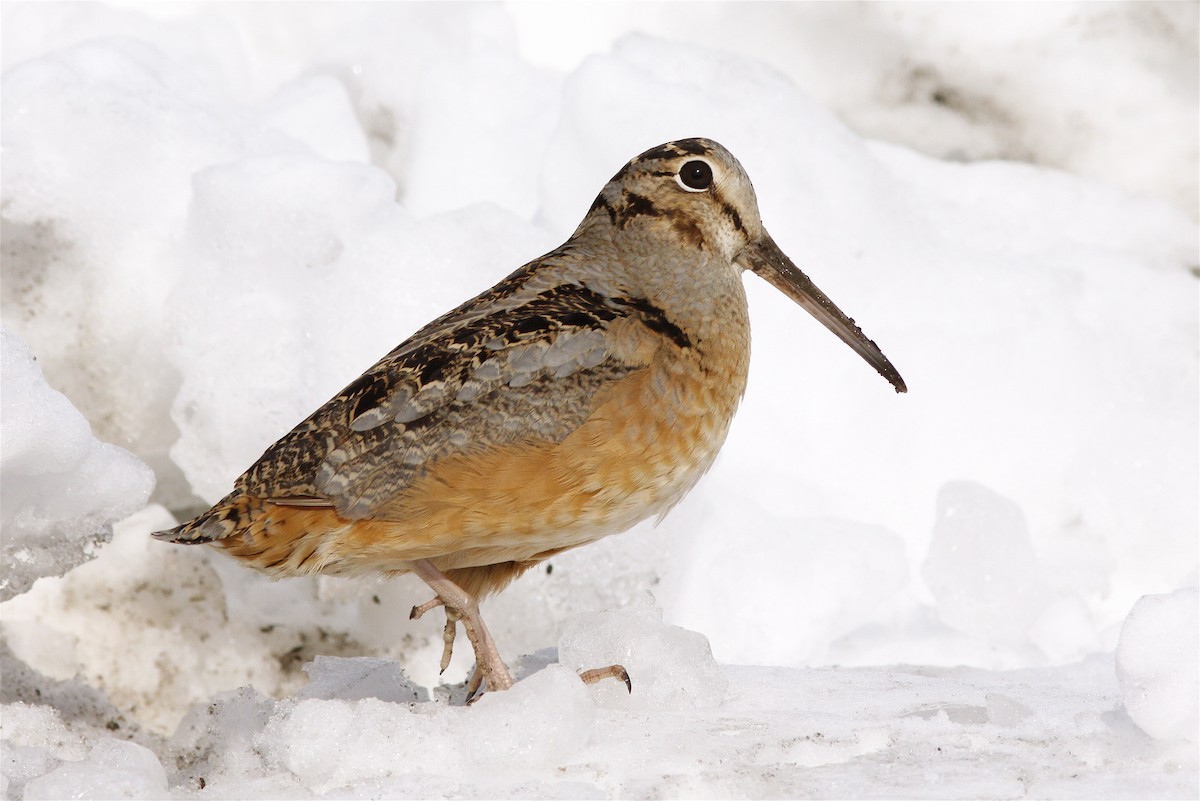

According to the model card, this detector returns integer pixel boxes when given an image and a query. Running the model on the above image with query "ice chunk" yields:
[463,664,597,769]
[1115,587,1199,742]
[261,697,428,793]
[261,664,594,793]
[559,593,727,710]
[23,737,168,801]
[921,481,1049,647]
[0,328,153,600]
[0,703,86,799]
[0,702,88,761]
[1,743,60,800]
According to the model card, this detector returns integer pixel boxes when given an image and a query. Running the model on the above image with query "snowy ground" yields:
[1,2,1198,799]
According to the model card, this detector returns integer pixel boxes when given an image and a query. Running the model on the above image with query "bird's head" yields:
[584,137,906,393]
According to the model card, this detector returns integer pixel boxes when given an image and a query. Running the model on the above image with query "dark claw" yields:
[579,664,631,692]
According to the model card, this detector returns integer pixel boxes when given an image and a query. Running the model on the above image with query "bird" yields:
[154,137,906,697]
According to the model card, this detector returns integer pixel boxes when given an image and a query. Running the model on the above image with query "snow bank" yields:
[1116,587,1200,743]
[0,328,153,600]
[10,616,1192,799]
[11,648,1193,798]
[1,3,1196,798]
[0,34,241,511]
[512,2,1200,218]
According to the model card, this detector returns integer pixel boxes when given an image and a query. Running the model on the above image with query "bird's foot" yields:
[411,596,458,674]
[579,664,632,692]
[411,560,515,696]
[409,596,444,620]
[409,564,627,699]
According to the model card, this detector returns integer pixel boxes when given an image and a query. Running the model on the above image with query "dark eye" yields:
[677,160,713,192]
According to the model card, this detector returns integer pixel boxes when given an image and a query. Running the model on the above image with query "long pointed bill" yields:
[738,229,907,393]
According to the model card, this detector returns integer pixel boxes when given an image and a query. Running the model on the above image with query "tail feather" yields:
[152,493,255,544]
[154,492,353,577]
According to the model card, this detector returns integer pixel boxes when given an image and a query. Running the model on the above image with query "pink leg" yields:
[410,559,515,693]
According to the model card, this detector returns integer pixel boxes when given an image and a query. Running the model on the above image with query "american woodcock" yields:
[155,138,906,696]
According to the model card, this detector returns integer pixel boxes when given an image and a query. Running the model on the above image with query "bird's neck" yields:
[558,219,752,372]
[629,248,751,361]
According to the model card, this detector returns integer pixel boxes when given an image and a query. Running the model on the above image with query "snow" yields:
[667,511,909,666]
[9,645,1191,799]
[22,737,168,801]
[1,2,1197,798]
[510,2,1200,219]
[1116,588,1200,744]
[558,593,727,711]
[0,328,154,601]
[922,481,1058,649]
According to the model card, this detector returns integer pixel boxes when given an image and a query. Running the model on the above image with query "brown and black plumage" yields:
[155,138,905,695]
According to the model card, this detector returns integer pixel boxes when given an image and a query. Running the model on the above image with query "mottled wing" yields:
[236,268,674,521]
